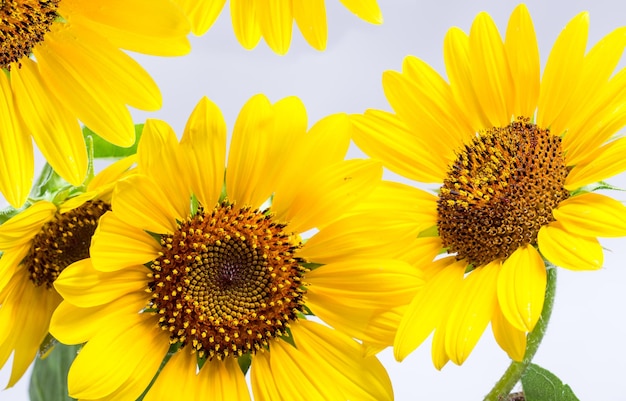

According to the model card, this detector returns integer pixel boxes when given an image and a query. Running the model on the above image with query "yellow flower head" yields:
[0,156,135,387]
[0,0,191,208]
[49,95,418,400]
[352,4,626,368]
[174,0,382,54]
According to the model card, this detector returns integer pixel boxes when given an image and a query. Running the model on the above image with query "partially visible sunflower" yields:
[49,95,419,400]
[352,4,626,368]
[174,0,382,54]
[0,156,135,387]
[0,0,190,208]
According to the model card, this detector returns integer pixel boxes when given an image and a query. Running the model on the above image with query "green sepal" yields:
[237,353,252,375]
[29,343,81,401]
[521,363,580,401]
[417,225,439,238]
[83,124,144,159]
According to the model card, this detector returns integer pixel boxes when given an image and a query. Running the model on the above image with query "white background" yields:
[2,1,626,399]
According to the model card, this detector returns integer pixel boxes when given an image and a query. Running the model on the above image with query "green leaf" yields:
[521,363,580,401]
[83,124,143,158]
[29,343,81,401]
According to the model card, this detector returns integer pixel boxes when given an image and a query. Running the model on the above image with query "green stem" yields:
[483,265,557,401]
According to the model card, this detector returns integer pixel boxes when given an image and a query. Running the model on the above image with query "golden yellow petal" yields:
[225,94,274,207]
[230,0,262,50]
[250,351,280,401]
[504,4,540,118]
[394,257,464,361]
[258,0,293,55]
[305,259,422,343]
[112,176,185,235]
[60,0,191,55]
[536,12,589,130]
[554,193,626,237]
[0,201,56,249]
[538,222,603,270]
[293,0,327,50]
[565,134,626,190]
[54,259,149,308]
[469,12,515,127]
[90,212,160,272]
[444,27,491,131]
[351,110,448,183]
[180,97,227,209]
[339,0,383,24]
[491,304,527,361]
[34,26,137,148]
[50,292,148,345]
[444,261,500,365]
[68,315,168,399]
[0,247,28,296]
[0,73,34,208]
[176,0,227,36]
[277,159,382,233]
[431,322,450,370]
[197,357,251,400]
[143,350,199,401]
[11,58,86,186]
[497,245,546,332]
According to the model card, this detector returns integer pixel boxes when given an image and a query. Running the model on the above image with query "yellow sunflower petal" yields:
[351,110,448,182]
[431,321,450,370]
[112,176,185,235]
[469,12,515,126]
[180,97,227,209]
[491,304,527,361]
[536,12,589,130]
[68,315,168,399]
[444,27,491,131]
[293,0,327,51]
[50,292,148,345]
[198,357,251,400]
[251,321,393,401]
[90,212,160,272]
[84,155,137,195]
[444,261,500,365]
[54,259,149,308]
[0,247,28,295]
[225,94,274,207]
[143,350,200,401]
[11,58,86,186]
[394,257,465,361]
[339,0,383,24]
[34,24,136,148]
[0,72,34,208]
[565,136,626,189]
[504,4,540,118]
[277,159,382,233]
[538,222,603,270]
[0,201,56,249]
[554,193,626,237]
[177,0,227,36]
[305,259,422,342]
[230,0,262,50]
[59,0,191,55]
[497,245,546,332]
[258,0,293,55]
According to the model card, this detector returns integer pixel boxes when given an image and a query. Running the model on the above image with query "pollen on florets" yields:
[437,117,570,267]
[148,201,307,360]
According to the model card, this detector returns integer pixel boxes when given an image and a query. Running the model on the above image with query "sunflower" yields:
[174,0,382,54]
[0,156,135,387]
[0,0,190,208]
[49,95,419,400]
[351,4,626,368]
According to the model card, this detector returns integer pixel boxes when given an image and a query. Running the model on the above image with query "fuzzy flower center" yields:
[24,200,111,289]
[437,117,570,267]
[148,202,306,361]
[0,0,59,69]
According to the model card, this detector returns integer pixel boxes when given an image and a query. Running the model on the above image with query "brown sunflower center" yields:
[24,200,111,289]
[148,202,306,361]
[0,0,59,69]
[437,117,570,267]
